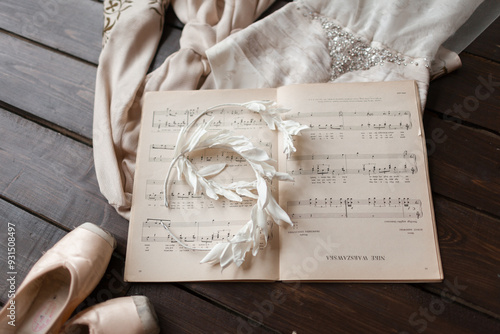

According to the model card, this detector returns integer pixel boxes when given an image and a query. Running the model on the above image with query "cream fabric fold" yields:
[93,0,275,219]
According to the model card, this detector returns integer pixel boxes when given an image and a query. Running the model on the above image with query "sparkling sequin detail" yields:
[299,6,426,81]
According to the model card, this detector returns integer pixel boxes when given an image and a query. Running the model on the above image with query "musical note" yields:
[151,106,272,132]
[141,218,250,244]
[289,110,412,131]
[286,151,418,176]
[287,197,423,219]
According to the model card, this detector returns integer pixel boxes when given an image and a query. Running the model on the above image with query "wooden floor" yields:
[1,1,499,333]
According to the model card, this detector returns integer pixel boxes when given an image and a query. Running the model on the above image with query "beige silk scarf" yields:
[93,0,275,219]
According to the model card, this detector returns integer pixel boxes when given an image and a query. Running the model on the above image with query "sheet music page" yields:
[125,89,280,282]
[277,81,443,281]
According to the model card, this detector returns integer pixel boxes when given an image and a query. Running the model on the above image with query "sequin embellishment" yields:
[299,6,426,81]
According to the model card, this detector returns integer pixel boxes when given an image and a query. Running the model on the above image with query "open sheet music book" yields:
[124,81,443,282]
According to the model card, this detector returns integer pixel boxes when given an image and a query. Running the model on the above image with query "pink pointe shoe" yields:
[60,296,160,334]
[0,223,116,334]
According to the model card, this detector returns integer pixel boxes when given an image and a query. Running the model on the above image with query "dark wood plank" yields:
[424,111,500,216]
[0,0,187,71]
[426,53,500,133]
[422,195,500,317]
[0,199,67,302]
[0,199,262,334]
[0,27,183,141]
[186,281,499,333]
[0,0,103,63]
[0,32,95,140]
[0,199,129,313]
[127,283,276,334]
[0,108,129,254]
[180,194,500,331]
[464,16,500,63]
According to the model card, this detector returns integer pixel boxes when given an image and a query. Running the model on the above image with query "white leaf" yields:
[173,126,187,156]
[236,188,258,199]
[240,148,271,162]
[259,111,277,130]
[232,241,252,267]
[216,187,242,202]
[282,120,309,135]
[199,178,218,200]
[253,204,267,231]
[175,157,186,180]
[226,180,257,190]
[186,125,208,153]
[197,163,227,177]
[265,195,293,226]
[231,222,252,243]
[184,163,199,193]
[220,243,234,269]
[256,176,269,209]
[200,243,228,264]
[275,172,294,182]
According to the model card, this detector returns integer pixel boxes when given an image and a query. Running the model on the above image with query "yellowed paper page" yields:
[125,89,280,282]
[277,81,443,282]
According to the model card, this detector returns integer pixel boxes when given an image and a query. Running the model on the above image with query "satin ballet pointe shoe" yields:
[0,223,116,334]
[60,296,160,334]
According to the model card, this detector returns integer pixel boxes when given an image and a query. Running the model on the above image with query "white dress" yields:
[207,0,483,107]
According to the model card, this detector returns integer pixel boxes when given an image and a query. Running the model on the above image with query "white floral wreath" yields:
[162,101,308,269]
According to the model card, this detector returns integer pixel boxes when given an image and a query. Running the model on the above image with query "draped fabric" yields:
[94,0,482,220]
[93,0,275,219]
[206,0,483,107]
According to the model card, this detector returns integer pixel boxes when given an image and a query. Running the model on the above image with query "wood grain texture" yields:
[0,200,262,333]
[0,199,130,313]
[0,108,129,254]
[424,111,500,216]
[1,1,499,333]
[426,53,500,133]
[0,0,195,72]
[0,32,95,139]
[464,16,500,63]
[185,281,499,333]
[421,195,500,318]
[0,199,67,301]
[1,75,499,331]
[127,283,277,334]
[0,0,103,63]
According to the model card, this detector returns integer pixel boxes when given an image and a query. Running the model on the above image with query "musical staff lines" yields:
[141,218,247,244]
[152,107,266,132]
[287,197,423,219]
[149,142,272,163]
[145,178,256,203]
[291,110,412,131]
[286,151,417,176]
